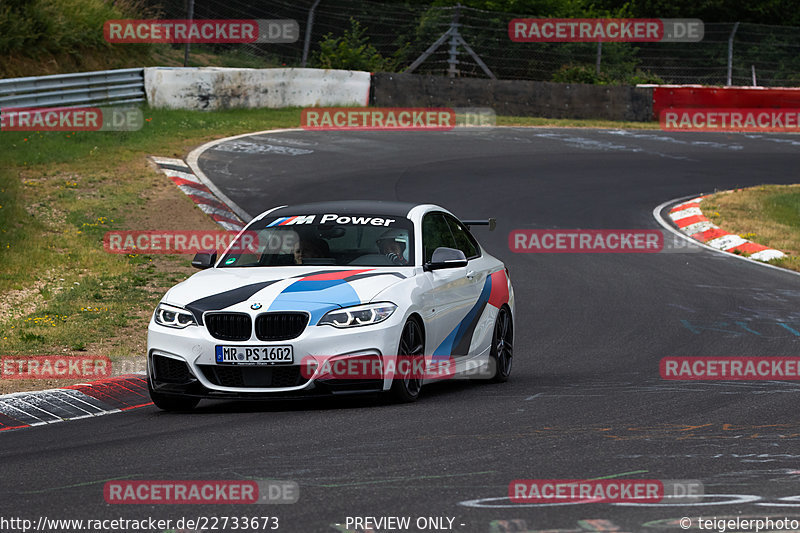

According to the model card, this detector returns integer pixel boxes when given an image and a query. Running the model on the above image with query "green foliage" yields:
[0,0,149,56]
[429,0,629,17]
[0,0,156,76]
[624,0,800,26]
[313,19,405,72]
[552,63,664,85]
[549,39,666,85]
[426,0,800,24]
[552,64,609,84]
[626,69,665,84]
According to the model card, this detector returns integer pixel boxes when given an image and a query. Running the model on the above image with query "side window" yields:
[422,213,457,263]
[444,215,480,259]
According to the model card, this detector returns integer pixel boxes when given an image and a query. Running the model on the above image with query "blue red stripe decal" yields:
[433,276,492,358]
[268,269,375,324]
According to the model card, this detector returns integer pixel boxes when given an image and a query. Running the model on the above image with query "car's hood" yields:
[162,266,411,324]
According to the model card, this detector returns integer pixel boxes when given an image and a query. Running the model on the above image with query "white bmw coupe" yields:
[147,201,514,410]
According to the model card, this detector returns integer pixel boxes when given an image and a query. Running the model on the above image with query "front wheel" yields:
[148,381,200,411]
[390,318,425,402]
[488,306,513,383]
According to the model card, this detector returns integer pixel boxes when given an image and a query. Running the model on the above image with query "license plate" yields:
[215,345,294,365]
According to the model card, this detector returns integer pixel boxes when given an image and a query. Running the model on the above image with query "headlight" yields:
[154,303,197,329]
[319,302,397,328]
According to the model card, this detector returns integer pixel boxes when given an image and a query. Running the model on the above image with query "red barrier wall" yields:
[652,86,800,119]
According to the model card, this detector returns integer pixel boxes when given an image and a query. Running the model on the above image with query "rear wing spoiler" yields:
[462,218,496,231]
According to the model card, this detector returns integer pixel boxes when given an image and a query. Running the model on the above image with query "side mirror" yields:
[424,247,468,271]
[191,250,217,269]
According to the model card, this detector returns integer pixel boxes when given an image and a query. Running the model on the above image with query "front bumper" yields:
[147,313,405,398]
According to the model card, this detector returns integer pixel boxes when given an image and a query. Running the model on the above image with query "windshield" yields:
[219,213,415,268]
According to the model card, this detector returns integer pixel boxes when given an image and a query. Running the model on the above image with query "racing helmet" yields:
[376,228,408,249]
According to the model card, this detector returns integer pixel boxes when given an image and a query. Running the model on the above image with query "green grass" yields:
[0,106,302,359]
[763,190,800,229]
[0,107,302,168]
[496,116,659,129]
[757,188,800,272]
[703,184,800,273]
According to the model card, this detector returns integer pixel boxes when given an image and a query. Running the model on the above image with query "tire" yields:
[488,306,513,383]
[148,380,200,411]
[390,318,425,402]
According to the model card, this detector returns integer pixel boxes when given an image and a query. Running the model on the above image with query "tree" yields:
[313,18,404,72]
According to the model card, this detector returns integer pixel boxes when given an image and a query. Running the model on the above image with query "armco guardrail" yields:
[0,68,145,109]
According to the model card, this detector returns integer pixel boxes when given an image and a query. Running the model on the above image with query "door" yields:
[422,212,484,358]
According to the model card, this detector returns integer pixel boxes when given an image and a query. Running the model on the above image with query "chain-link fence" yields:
[159,0,800,87]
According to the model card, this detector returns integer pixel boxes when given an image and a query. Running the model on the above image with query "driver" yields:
[376,229,409,265]
[293,238,330,264]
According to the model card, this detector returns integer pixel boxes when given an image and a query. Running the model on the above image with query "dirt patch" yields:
[81,157,225,371]
[0,377,89,395]
[134,159,224,233]
[0,269,62,322]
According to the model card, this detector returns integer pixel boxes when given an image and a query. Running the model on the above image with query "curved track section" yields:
[2,128,800,532]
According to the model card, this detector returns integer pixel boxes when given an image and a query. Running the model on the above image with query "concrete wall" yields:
[144,67,371,110]
[371,72,654,122]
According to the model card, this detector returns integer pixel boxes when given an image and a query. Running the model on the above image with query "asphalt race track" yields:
[3,128,800,533]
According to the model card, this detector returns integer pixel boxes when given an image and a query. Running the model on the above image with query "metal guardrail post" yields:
[184,0,195,67]
[727,22,740,86]
[302,0,322,68]
[406,4,495,79]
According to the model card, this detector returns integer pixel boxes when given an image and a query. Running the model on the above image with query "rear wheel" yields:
[390,318,425,402]
[148,380,200,411]
[489,306,513,382]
